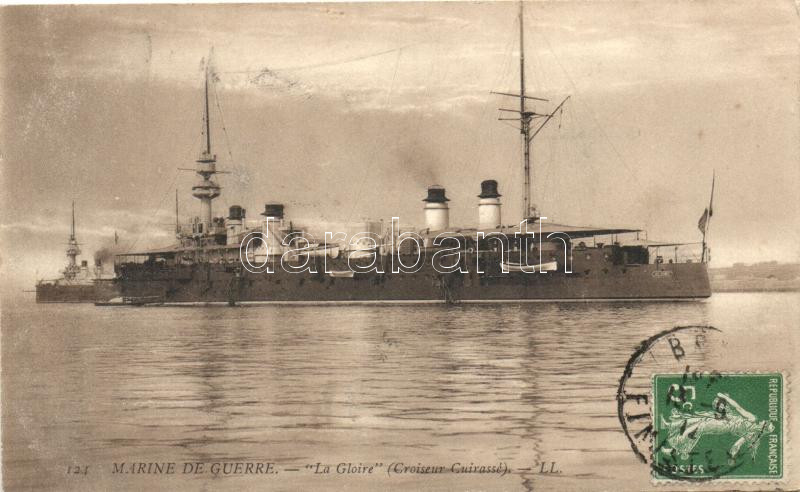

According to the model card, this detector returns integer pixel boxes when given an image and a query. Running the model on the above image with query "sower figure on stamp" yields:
[660,392,775,462]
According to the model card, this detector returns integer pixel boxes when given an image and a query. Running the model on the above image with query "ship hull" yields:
[115,261,711,304]
[35,279,119,303]
[35,283,97,303]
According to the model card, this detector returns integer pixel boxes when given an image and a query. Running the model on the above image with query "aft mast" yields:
[519,1,532,221]
[494,1,569,223]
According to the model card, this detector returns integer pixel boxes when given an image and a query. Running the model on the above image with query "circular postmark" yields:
[616,325,776,481]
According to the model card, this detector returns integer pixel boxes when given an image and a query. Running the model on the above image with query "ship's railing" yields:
[647,243,704,265]
[114,254,150,265]
[569,240,704,266]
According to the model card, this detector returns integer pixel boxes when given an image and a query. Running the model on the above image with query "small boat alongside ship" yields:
[501,260,558,273]
[95,296,163,307]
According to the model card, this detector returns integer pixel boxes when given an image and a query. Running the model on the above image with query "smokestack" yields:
[261,203,284,220]
[260,203,286,255]
[423,185,449,231]
[226,205,246,245]
[478,180,502,229]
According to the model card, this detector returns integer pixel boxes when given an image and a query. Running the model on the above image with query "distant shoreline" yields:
[712,286,800,293]
[710,261,800,293]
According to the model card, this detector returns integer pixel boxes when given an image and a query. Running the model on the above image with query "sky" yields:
[1,1,799,291]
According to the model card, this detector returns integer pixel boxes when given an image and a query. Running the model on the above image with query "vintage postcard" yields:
[1,1,798,490]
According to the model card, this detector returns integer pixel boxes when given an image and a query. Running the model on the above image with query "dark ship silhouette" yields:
[108,3,711,305]
[35,203,117,303]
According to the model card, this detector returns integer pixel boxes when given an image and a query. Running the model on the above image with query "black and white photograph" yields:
[1,1,798,490]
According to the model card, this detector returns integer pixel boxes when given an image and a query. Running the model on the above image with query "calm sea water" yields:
[2,293,798,491]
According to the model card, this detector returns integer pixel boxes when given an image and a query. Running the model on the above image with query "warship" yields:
[110,3,712,305]
[35,203,117,303]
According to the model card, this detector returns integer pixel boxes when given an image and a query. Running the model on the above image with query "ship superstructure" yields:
[35,203,116,303]
[111,4,712,305]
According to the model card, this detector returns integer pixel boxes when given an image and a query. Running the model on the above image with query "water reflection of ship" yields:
[35,202,117,303]
[110,2,711,305]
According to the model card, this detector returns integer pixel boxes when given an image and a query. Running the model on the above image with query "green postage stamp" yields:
[652,373,783,480]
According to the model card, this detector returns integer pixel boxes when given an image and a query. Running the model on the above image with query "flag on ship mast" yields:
[700,172,716,263]
[698,172,716,234]
[697,208,709,234]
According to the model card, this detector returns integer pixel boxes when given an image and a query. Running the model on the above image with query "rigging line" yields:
[418,40,458,184]
[125,169,180,254]
[438,71,461,182]
[500,121,522,131]
[535,26,639,180]
[212,80,244,206]
[378,49,404,219]
[384,49,402,107]
[441,18,514,186]
[540,105,567,210]
[521,7,543,97]
[220,43,419,74]
[346,48,403,224]
[540,106,563,210]
[130,131,202,250]
[473,16,519,183]
[119,150,189,254]
[386,50,438,216]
